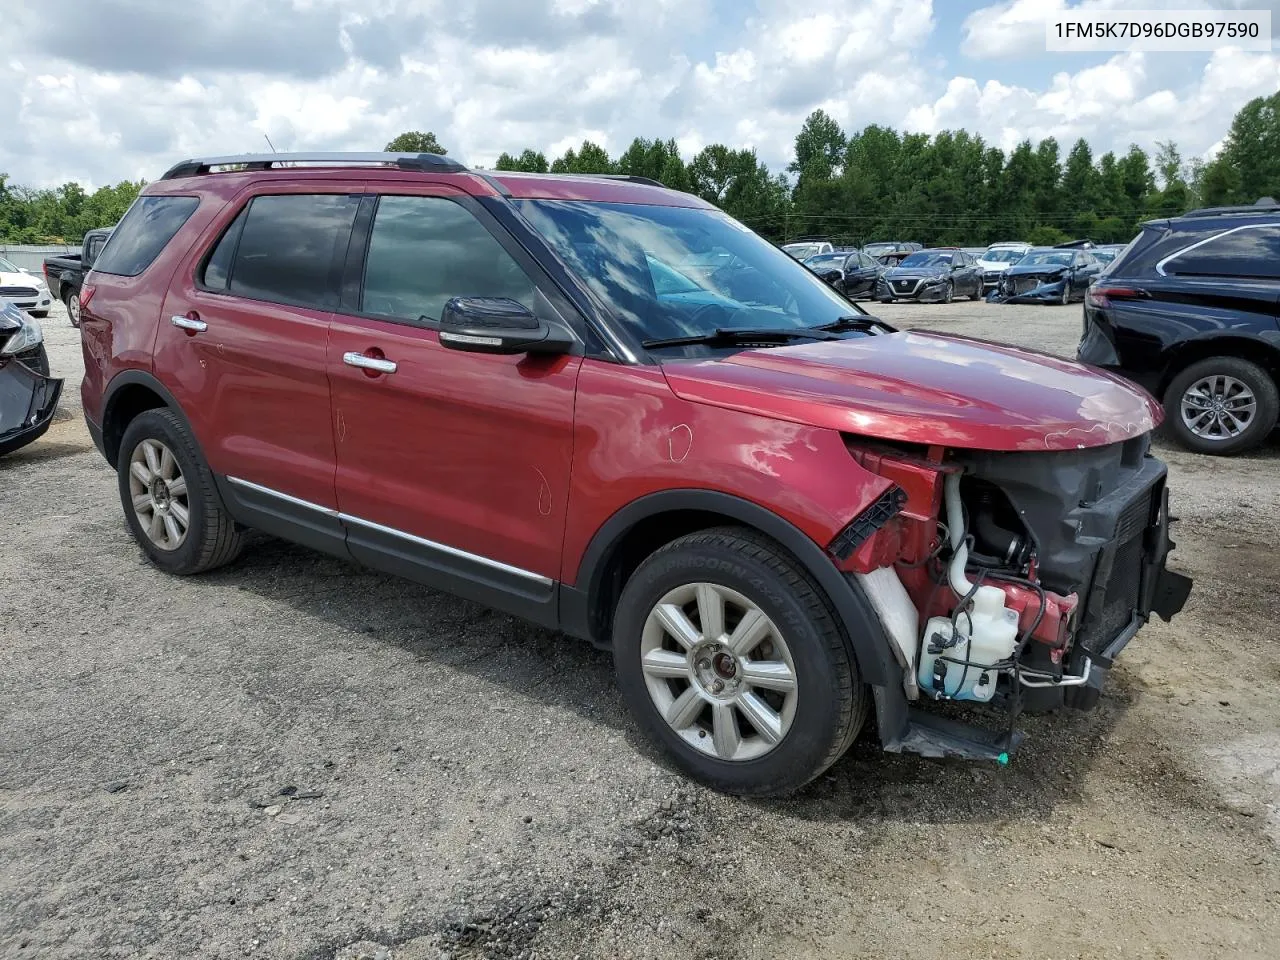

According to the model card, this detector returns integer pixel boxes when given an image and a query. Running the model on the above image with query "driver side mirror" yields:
[438,297,573,356]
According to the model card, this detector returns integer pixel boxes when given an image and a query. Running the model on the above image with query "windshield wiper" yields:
[642,327,842,349]
[813,315,893,333]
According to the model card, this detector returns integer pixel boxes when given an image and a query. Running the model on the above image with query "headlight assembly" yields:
[1,314,43,356]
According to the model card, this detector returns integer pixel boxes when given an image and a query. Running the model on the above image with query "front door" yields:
[157,186,362,524]
[327,187,583,623]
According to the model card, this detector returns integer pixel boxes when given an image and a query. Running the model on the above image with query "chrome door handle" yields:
[343,351,397,374]
[171,315,207,332]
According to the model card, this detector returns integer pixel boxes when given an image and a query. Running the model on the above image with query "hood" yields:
[885,264,947,279]
[661,331,1161,452]
[0,271,43,289]
[1005,262,1068,278]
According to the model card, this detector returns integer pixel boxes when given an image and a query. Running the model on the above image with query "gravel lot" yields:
[3,300,1278,959]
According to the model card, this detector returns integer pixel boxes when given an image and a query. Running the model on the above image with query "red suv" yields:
[79,153,1191,795]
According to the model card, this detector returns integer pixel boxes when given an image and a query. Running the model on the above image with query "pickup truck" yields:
[44,227,111,328]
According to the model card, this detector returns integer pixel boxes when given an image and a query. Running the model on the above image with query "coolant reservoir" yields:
[917,585,1020,702]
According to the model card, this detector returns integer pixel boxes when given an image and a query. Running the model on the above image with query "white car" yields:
[781,240,834,260]
[976,243,1032,291]
[0,257,54,317]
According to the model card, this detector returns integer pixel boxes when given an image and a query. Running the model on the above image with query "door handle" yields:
[343,351,398,374]
[171,315,207,332]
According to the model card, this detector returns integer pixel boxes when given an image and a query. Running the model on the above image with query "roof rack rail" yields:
[542,173,665,188]
[160,152,468,180]
[1181,197,1280,217]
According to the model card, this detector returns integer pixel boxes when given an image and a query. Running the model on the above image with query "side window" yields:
[361,195,535,324]
[94,196,199,277]
[227,194,359,309]
[1163,225,1280,280]
[200,208,248,292]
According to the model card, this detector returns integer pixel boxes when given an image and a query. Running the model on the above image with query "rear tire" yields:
[117,409,245,574]
[1163,357,1278,456]
[65,290,81,328]
[613,527,867,796]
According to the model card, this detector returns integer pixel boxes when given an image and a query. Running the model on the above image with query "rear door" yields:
[326,185,584,621]
[157,184,361,539]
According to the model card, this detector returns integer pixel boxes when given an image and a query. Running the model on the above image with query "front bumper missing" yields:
[987,278,1068,304]
[0,358,63,456]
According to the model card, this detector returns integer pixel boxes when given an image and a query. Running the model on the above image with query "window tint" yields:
[227,194,359,309]
[1163,225,1280,279]
[361,196,535,323]
[94,196,199,277]
[201,208,247,292]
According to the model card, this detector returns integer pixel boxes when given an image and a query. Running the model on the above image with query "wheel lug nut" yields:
[710,680,724,694]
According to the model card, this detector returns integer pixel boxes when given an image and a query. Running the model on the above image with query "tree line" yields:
[2,93,1275,246]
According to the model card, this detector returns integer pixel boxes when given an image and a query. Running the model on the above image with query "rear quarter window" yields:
[1160,223,1280,280]
[94,195,199,277]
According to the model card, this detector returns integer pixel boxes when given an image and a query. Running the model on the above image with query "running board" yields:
[883,708,1022,764]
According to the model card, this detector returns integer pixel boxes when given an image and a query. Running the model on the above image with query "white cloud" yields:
[904,47,1279,159]
[0,0,1275,194]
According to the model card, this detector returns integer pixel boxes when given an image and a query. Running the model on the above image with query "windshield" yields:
[898,252,952,268]
[515,200,866,343]
[0,257,24,274]
[1019,251,1073,266]
[1092,248,1118,264]
[981,249,1025,263]
[863,243,896,256]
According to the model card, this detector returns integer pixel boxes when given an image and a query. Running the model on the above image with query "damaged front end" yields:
[0,301,63,456]
[836,435,1193,762]
[987,270,1069,304]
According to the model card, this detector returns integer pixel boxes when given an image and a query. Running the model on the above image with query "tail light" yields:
[1086,285,1147,309]
[79,284,97,311]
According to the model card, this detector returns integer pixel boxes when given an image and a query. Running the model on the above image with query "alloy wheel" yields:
[128,438,190,550]
[640,582,798,762]
[1180,375,1257,441]
[68,293,81,327]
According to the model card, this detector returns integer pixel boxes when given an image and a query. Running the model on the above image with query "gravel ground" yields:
[2,300,1277,959]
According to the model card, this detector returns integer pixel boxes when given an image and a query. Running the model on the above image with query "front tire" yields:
[613,527,867,796]
[1058,283,1070,306]
[1163,357,1278,456]
[942,282,954,304]
[117,409,245,574]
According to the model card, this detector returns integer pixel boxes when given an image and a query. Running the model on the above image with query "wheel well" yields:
[102,384,167,467]
[1160,337,1280,396]
[588,509,751,645]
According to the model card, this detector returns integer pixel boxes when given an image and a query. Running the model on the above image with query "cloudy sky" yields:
[2,0,1278,189]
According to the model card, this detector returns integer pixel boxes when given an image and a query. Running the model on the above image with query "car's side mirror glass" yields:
[438,297,573,356]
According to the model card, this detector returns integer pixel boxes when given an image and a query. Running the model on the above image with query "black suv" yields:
[1078,199,1280,455]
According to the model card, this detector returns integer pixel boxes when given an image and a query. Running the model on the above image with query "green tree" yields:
[1200,92,1280,204]
[495,149,549,172]
[549,141,615,174]
[384,131,448,154]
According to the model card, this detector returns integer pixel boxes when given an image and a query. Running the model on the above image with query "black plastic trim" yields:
[828,486,906,561]
[565,488,896,686]
[343,520,558,629]
[217,476,351,562]
[99,369,194,467]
